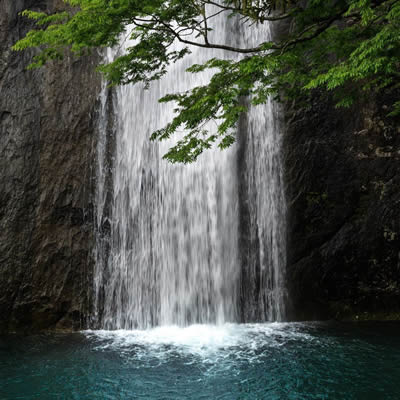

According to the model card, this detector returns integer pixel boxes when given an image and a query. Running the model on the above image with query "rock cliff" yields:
[285,90,400,320]
[0,0,101,332]
[0,2,398,331]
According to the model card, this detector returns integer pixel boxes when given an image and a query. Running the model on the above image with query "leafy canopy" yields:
[13,0,400,163]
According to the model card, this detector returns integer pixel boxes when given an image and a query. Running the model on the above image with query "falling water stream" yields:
[94,7,286,330]
[3,8,400,400]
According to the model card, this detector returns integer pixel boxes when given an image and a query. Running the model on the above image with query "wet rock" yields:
[0,0,101,332]
[284,90,400,320]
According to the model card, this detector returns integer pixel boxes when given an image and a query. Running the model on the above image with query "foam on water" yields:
[3,324,400,399]
[84,323,313,362]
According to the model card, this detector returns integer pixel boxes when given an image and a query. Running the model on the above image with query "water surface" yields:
[1,322,399,399]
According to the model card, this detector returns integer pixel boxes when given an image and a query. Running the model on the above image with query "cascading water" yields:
[238,24,287,322]
[238,95,287,322]
[94,8,286,330]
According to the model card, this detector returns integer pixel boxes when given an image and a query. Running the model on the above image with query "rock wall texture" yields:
[285,90,400,321]
[0,0,101,332]
[1,2,398,331]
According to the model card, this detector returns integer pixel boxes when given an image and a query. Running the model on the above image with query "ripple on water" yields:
[1,322,400,400]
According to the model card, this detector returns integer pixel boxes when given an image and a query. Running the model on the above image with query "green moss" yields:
[343,312,400,321]
[305,191,328,207]
[329,301,400,321]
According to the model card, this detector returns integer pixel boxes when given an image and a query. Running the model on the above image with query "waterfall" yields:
[94,9,287,330]
[238,97,287,322]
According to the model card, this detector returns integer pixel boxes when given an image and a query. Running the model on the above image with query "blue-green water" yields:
[1,322,399,399]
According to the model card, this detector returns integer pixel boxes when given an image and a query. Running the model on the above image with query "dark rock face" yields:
[0,0,101,332]
[1,1,398,332]
[285,90,400,320]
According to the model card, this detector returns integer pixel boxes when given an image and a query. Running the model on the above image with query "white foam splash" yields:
[84,323,313,361]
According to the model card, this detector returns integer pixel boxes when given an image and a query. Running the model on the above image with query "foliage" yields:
[13,0,400,163]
